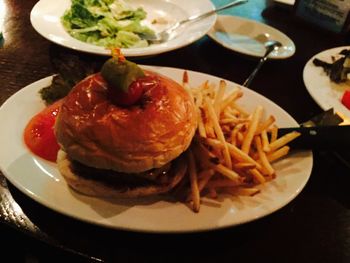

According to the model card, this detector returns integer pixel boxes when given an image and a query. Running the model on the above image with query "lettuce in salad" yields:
[61,0,155,48]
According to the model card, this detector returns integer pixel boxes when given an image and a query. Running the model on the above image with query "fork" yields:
[141,0,248,44]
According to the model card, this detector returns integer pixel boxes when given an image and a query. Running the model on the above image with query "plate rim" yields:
[0,66,313,233]
[207,15,296,59]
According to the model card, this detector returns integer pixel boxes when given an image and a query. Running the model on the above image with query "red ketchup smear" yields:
[24,99,63,162]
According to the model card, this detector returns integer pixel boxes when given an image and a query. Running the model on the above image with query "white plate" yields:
[303,46,350,119]
[30,0,215,57]
[0,66,312,233]
[207,15,295,59]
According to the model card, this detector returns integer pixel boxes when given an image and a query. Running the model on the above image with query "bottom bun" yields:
[57,150,187,198]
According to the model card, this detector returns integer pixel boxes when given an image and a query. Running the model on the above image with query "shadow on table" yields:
[5,159,350,263]
[6,180,274,262]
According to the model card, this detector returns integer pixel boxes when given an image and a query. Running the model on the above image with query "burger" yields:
[54,54,197,198]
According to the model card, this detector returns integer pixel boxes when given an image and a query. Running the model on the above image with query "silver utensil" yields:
[243,40,282,87]
[142,0,248,44]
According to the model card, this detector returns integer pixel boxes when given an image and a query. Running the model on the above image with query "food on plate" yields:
[24,99,63,162]
[24,52,300,212]
[54,52,197,198]
[39,53,101,105]
[313,49,350,84]
[313,48,350,110]
[61,0,155,48]
[183,78,300,211]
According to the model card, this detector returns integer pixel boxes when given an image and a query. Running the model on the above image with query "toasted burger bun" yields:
[55,70,197,173]
[57,150,187,198]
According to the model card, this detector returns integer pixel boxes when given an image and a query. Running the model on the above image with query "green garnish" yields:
[61,0,155,48]
[101,56,144,92]
[39,52,101,105]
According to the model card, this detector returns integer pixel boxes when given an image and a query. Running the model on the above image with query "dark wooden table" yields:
[1,0,350,262]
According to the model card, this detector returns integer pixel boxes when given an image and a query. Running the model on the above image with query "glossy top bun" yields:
[55,70,197,173]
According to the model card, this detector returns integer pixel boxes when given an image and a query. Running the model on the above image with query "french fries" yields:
[186,149,200,213]
[180,72,300,212]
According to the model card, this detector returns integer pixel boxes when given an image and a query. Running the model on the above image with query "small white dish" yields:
[30,0,215,57]
[207,15,295,59]
[303,46,350,119]
[0,66,312,233]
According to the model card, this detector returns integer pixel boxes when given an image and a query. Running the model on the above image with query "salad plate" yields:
[30,0,216,57]
[0,66,312,233]
[207,15,295,59]
[303,46,350,119]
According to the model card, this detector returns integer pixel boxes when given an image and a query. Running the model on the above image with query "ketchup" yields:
[24,99,62,162]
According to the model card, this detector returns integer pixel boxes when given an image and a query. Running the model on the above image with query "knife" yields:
[277,108,348,150]
[278,125,350,150]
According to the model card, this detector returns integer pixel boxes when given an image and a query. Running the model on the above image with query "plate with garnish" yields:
[303,46,350,119]
[30,0,216,57]
[0,56,312,232]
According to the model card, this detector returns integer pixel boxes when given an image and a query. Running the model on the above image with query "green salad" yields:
[61,0,155,48]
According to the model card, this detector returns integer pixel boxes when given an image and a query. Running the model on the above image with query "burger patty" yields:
[57,149,188,198]
[69,160,172,188]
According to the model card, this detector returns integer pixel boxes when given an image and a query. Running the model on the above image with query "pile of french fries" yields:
[180,72,301,212]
